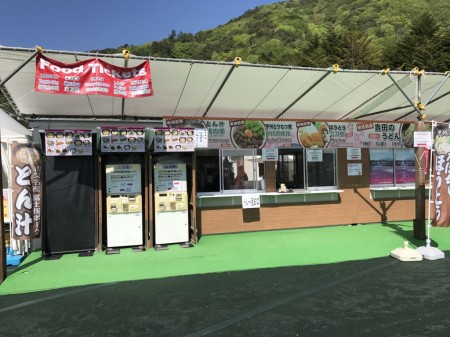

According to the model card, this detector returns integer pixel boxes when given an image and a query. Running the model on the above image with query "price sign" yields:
[242,194,261,209]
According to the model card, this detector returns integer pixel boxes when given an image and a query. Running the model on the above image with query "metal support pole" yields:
[0,46,42,88]
[120,50,130,118]
[414,74,426,239]
[276,70,332,119]
[386,72,423,120]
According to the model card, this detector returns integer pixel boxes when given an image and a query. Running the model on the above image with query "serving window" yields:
[276,148,337,190]
[196,149,263,193]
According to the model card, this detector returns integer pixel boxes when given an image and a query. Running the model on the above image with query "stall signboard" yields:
[45,130,93,156]
[10,142,43,239]
[163,118,412,149]
[100,127,146,153]
[242,194,261,209]
[153,128,195,152]
[35,54,153,98]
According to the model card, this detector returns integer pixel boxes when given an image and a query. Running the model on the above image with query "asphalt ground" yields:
[1,256,450,337]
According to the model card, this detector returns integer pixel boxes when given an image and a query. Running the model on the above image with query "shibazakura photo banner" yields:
[35,54,153,98]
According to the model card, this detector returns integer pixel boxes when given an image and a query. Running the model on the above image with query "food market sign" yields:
[164,118,417,149]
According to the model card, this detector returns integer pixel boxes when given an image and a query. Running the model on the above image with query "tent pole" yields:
[386,72,423,120]
[276,69,333,119]
[120,50,130,118]
[414,72,426,240]
[424,72,450,106]
[0,46,42,89]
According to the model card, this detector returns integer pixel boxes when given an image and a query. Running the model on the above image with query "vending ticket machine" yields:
[105,163,143,249]
[154,162,189,246]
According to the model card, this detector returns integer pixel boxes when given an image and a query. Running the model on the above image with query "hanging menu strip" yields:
[154,128,195,152]
[100,127,146,153]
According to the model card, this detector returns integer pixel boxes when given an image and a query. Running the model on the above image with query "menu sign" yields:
[45,130,93,156]
[35,54,153,98]
[164,118,414,149]
[100,127,145,153]
[154,128,195,152]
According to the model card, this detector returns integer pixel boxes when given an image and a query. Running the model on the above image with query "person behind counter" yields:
[234,165,248,189]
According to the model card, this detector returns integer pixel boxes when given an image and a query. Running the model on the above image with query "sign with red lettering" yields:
[35,54,153,98]
[10,142,43,239]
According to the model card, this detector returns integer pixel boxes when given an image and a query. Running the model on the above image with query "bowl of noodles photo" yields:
[298,122,330,148]
[231,120,266,149]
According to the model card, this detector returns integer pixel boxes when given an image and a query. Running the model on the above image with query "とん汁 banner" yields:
[35,54,153,98]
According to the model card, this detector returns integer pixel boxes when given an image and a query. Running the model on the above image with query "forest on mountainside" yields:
[94,0,450,72]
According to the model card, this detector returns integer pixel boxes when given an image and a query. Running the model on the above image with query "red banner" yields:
[35,54,153,98]
[11,142,43,239]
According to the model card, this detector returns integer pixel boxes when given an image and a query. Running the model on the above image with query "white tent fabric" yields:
[0,46,449,122]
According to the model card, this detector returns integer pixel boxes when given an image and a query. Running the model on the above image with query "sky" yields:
[2,0,279,52]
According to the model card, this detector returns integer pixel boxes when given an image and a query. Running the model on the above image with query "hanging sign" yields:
[163,118,415,149]
[45,130,93,156]
[10,142,43,239]
[242,194,261,209]
[35,54,153,98]
[100,127,146,153]
[307,149,323,162]
[262,148,278,161]
[414,131,432,147]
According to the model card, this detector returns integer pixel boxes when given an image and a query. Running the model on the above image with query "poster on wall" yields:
[163,117,413,150]
[100,127,146,153]
[35,54,153,98]
[432,124,450,227]
[45,130,93,156]
[10,142,43,239]
[369,149,394,185]
[394,148,415,184]
[153,128,195,152]
[348,163,363,176]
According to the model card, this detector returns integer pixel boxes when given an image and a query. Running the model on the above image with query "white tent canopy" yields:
[0,107,31,141]
[0,46,449,123]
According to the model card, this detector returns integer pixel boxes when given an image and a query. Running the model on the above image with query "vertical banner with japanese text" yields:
[35,54,153,98]
[432,124,450,227]
[11,142,43,239]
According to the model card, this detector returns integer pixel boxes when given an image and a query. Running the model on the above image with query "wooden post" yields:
[414,121,426,240]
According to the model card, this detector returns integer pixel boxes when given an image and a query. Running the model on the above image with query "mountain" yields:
[94,0,449,72]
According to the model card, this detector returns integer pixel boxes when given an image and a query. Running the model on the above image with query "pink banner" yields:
[35,54,153,98]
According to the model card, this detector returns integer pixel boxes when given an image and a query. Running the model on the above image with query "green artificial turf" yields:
[1,221,449,295]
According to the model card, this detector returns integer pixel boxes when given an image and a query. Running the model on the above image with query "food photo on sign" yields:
[298,121,330,148]
[230,120,266,149]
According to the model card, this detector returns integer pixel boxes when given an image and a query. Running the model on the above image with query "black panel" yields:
[44,156,95,254]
